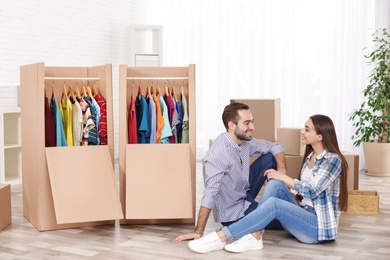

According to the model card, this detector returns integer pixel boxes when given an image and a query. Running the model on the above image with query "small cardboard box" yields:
[346,190,379,214]
[0,184,11,231]
[276,128,305,156]
[230,99,281,141]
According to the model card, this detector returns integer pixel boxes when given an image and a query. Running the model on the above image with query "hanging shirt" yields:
[84,96,98,145]
[94,94,108,145]
[175,101,183,143]
[135,95,150,144]
[70,97,83,146]
[79,97,95,146]
[152,92,164,144]
[181,94,189,143]
[128,96,138,144]
[60,95,73,146]
[92,98,101,144]
[159,96,172,144]
[147,96,157,144]
[45,96,56,147]
[50,96,67,147]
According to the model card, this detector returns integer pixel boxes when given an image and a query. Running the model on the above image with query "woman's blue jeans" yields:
[222,179,321,244]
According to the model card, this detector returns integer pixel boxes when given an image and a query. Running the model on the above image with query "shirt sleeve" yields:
[293,154,341,199]
[248,138,285,157]
[200,149,229,209]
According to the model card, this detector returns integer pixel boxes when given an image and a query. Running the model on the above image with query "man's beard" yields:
[235,129,252,141]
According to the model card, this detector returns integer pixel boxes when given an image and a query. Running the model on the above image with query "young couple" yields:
[176,102,348,254]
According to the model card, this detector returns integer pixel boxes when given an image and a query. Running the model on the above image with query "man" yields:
[176,102,286,242]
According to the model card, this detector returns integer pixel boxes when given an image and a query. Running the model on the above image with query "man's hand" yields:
[175,231,201,241]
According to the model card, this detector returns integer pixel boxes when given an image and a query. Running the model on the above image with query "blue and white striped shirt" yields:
[201,132,284,223]
[293,150,342,241]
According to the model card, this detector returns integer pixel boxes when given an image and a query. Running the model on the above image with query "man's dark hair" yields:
[222,102,250,130]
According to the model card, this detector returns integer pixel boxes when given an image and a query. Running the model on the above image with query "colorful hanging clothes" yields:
[128,96,138,144]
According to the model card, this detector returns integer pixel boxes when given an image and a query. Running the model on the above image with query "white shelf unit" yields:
[0,107,22,185]
[126,24,163,67]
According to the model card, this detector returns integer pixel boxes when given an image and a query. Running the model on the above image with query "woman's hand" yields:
[264,169,284,181]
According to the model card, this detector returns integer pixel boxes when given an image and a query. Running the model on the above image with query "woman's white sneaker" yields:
[188,232,226,253]
[224,233,263,253]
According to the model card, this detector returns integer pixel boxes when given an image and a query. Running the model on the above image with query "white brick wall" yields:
[0,0,138,159]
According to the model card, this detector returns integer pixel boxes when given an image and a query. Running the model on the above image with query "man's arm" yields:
[274,152,287,174]
[175,206,211,241]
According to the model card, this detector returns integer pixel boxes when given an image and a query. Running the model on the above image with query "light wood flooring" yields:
[1,162,390,259]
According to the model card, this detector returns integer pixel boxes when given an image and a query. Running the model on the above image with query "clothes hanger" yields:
[172,81,178,101]
[51,81,55,98]
[75,84,82,99]
[86,85,94,100]
[137,84,142,99]
[68,85,76,102]
[62,82,69,101]
[92,84,99,96]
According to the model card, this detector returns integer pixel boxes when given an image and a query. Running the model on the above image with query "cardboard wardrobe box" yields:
[20,63,123,231]
[276,127,305,156]
[230,99,281,141]
[119,65,196,224]
[0,184,11,231]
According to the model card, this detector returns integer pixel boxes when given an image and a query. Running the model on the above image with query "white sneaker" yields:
[188,232,226,253]
[224,233,263,253]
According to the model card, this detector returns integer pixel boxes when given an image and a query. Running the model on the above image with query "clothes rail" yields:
[44,77,100,81]
[126,77,189,80]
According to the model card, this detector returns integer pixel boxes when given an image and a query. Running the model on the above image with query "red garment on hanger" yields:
[128,96,138,144]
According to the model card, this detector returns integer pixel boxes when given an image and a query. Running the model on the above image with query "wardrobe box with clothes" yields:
[20,62,123,231]
[119,65,196,224]
[0,184,11,231]
[230,99,281,142]
[276,127,305,156]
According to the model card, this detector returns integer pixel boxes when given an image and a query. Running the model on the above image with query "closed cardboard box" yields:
[277,128,305,156]
[230,99,281,141]
[0,184,11,231]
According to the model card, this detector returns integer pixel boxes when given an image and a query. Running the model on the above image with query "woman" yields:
[188,114,348,254]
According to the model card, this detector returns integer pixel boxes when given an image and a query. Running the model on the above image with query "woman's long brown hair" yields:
[301,114,348,211]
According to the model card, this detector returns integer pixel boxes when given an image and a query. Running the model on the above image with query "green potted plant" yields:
[348,28,390,176]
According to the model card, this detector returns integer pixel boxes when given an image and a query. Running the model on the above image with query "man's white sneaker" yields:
[188,232,226,253]
[224,233,263,253]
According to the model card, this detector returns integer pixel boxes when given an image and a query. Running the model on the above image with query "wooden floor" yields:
[1,162,390,259]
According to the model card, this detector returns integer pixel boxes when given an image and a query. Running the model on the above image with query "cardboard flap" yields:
[126,144,193,219]
[45,146,123,224]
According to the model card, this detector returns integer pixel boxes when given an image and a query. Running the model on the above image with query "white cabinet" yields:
[0,107,22,185]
